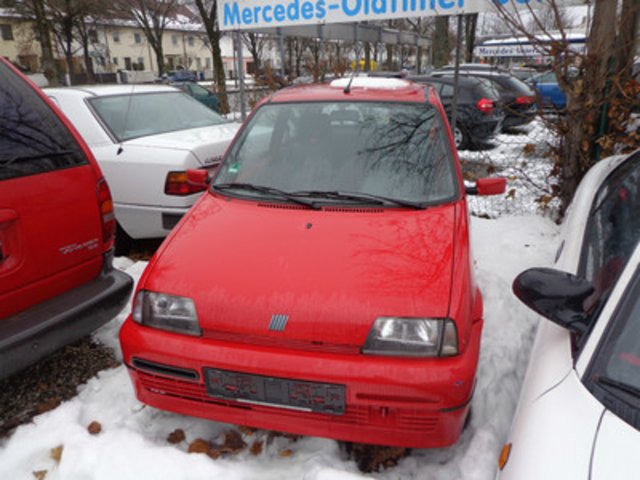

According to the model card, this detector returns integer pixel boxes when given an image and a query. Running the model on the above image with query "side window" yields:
[0,62,87,181]
[440,84,454,97]
[582,153,640,311]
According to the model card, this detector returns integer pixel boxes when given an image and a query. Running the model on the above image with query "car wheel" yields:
[115,222,134,257]
[453,125,469,150]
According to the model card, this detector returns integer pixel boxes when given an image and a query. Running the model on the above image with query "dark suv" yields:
[410,75,505,149]
[0,58,133,379]
[433,70,536,130]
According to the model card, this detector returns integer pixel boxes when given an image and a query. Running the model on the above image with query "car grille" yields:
[203,330,360,355]
[136,370,439,433]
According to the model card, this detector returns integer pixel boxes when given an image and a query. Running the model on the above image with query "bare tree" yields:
[432,16,451,67]
[464,13,478,63]
[190,0,229,113]
[113,0,178,77]
[242,32,269,75]
[496,0,640,214]
[1,0,62,85]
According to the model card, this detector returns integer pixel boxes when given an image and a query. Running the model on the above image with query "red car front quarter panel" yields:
[120,315,479,448]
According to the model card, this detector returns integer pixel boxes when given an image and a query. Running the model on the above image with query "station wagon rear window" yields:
[88,91,227,142]
[215,101,458,206]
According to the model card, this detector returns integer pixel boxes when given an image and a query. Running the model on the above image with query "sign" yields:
[218,0,545,31]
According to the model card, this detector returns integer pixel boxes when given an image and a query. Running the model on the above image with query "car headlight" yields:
[362,317,458,357]
[132,290,201,336]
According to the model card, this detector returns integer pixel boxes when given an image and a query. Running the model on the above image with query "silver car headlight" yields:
[362,317,458,357]
[132,290,201,336]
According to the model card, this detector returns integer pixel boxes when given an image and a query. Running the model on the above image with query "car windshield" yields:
[213,101,458,205]
[89,91,227,142]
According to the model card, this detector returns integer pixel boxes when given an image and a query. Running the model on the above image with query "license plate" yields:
[204,368,345,415]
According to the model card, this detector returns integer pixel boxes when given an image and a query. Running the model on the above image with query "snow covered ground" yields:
[0,121,562,480]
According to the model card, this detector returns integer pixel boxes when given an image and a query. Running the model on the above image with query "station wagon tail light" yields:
[132,290,201,336]
[97,178,116,250]
[515,95,534,105]
[476,98,494,114]
[362,317,458,357]
[165,171,208,196]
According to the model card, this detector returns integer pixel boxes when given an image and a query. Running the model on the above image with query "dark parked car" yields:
[410,75,505,149]
[171,81,220,112]
[0,57,133,379]
[433,70,536,130]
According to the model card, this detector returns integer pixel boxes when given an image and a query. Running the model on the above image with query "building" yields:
[0,8,254,83]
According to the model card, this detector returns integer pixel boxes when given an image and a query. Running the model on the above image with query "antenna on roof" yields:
[344,71,356,94]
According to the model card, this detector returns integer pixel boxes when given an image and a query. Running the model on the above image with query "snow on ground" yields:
[0,122,563,479]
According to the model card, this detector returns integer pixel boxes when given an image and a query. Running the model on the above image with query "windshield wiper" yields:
[213,183,320,210]
[596,375,640,399]
[291,190,426,209]
[0,150,75,169]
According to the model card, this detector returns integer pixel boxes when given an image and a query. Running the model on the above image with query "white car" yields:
[46,85,240,251]
[498,149,640,479]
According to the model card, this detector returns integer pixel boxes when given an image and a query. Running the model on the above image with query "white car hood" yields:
[124,122,240,165]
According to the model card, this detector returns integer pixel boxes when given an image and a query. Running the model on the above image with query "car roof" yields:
[268,77,427,103]
[45,84,179,98]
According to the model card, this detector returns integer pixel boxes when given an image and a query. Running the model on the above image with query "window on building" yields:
[1,24,14,41]
[137,57,145,70]
[134,32,142,44]
[205,58,211,70]
[88,29,98,44]
[187,36,194,47]
[112,57,118,65]
[124,57,132,70]
[172,35,178,46]
[113,31,120,43]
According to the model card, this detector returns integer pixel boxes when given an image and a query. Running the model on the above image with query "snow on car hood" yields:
[124,123,240,165]
[144,194,457,346]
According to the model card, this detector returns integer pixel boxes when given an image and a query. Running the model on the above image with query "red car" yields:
[119,78,505,448]
[0,58,133,379]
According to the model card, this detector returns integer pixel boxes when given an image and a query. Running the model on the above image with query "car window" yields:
[88,91,227,142]
[581,152,640,314]
[500,76,534,96]
[215,101,458,205]
[473,78,501,100]
[440,84,454,97]
[0,61,87,181]
[586,268,640,429]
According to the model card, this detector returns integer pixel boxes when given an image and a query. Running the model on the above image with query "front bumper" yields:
[119,319,481,448]
[0,268,133,379]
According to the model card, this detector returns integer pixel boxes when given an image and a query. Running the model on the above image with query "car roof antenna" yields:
[344,71,356,94]
[117,81,136,156]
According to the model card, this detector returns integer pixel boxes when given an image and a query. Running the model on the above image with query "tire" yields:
[115,222,134,257]
[453,125,470,150]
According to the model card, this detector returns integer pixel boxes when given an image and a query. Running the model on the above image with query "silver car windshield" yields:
[214,101,458,205]
[89,91,227,142]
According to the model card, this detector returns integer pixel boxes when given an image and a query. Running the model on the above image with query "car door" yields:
[0,59,105,319]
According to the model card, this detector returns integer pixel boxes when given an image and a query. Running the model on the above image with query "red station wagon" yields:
[119,78,505,448]
[0,58,133,379]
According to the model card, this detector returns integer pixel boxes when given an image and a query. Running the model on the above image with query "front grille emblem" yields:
[269,314,289,331]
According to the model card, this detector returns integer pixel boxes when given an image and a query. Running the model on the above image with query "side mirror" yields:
[186,169,210,189]
[466,177,506,196]
[513,267,594,334]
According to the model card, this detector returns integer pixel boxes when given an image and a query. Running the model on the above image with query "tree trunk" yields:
[32,0,60,86]
[432,16,450,67]
[193,0,229,114]
[464,14,478,63]
[558,0,618,210]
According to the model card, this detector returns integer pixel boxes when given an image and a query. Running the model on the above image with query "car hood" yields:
[144,194,458,346]
[124,122,240,165]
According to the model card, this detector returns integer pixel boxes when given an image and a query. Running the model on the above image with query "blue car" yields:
[529,71,566,110]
